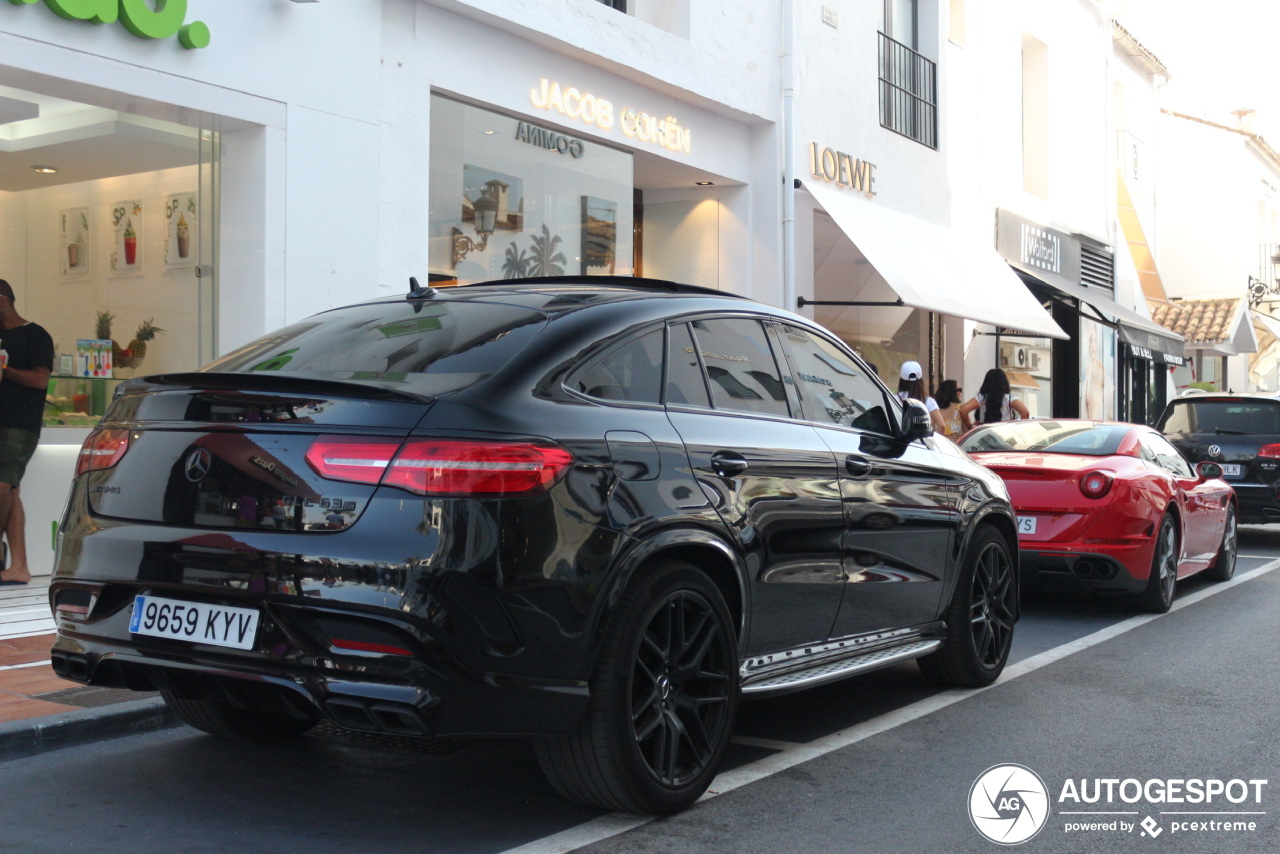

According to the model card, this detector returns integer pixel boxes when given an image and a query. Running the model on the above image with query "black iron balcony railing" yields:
[878,31,937,149]
[1247,243,1280,308]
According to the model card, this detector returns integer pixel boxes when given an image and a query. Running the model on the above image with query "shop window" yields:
[429,95,634,285]
[0,85,218,428]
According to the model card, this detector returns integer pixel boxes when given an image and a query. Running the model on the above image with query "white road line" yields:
[0,660,50,671]
[502,559,1280,854]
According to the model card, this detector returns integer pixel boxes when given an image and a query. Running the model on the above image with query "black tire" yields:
[1130,513,1178,613]
[918,526,1016,687]
[534,559,739,814]
[1203,504,1238,582]
[160,690,319,743]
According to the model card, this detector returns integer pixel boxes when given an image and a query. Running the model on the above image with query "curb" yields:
[0,696,178,762]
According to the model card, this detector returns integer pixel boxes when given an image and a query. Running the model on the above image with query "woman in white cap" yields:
[896,360,945,434]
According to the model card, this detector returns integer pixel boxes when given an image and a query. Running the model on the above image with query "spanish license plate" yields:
[1221,464,1243,478]
[1017,516,1037,535]
[129,595,259,650]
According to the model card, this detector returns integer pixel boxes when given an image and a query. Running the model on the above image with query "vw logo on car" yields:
[1207,444,1222,458]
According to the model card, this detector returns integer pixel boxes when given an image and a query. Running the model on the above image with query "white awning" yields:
[803,181,1068,340]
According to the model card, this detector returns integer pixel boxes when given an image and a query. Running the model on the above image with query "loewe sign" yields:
[8,0,211,50]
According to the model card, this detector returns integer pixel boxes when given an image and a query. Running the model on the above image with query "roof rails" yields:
[457,274,747,300]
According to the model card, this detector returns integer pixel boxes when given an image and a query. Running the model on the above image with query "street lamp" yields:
[452,186,500,268]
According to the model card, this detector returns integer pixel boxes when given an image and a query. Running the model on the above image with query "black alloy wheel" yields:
[918,526,1016,687]
[534,559,739,814]
[1132,513,1178,613]
[629,587,733,789]
[1204,504,1238,582]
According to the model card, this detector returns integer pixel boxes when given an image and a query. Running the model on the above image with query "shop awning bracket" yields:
[797,297,906,308]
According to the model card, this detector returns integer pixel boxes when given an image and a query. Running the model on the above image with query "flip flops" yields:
[0,579,28,586]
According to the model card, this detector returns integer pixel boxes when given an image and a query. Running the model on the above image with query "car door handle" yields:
[710,451,748,477]
[845,456,872,476]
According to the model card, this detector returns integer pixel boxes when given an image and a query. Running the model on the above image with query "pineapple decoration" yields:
[126,318,164,364]
[95,311,164,368]
[95,310,127,367]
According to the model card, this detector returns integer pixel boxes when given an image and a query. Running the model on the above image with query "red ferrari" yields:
[957,420,1237,613]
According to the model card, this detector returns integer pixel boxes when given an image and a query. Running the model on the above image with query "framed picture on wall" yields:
[59,207,90,279]
[110,200,143,276]
[461,165,523,233]
[164,191,197,270]
[580,196,618,274]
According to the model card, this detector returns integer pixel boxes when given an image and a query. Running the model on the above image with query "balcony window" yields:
[878,31,938,149]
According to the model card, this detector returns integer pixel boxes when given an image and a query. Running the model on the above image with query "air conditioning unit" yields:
[1001,343,1030,370]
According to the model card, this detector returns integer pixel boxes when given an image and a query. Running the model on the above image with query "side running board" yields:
[739,638,941,695]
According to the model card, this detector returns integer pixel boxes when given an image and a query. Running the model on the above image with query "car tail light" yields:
[306,436,574,496]
[1079,469,1115,499]
[305,439,400,486]
[1259,444,1280,458]
[75,429,131,476]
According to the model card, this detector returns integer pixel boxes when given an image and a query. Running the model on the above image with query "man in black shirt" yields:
[0,279,54,585]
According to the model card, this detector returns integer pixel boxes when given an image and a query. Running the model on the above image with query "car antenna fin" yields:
[407,276,436,300]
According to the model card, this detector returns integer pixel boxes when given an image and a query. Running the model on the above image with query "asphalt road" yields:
[3,529,1278,854]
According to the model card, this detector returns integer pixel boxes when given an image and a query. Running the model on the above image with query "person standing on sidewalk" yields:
[0,278,54,586]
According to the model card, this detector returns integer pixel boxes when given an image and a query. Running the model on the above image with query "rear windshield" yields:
[959,421,1129,456]
[1158,400,1280,435]
[200,300,546,396]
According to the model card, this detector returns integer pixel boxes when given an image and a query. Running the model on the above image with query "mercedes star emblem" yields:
[184,447,212,482]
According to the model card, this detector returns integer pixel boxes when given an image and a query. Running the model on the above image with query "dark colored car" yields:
[50,276,1019,814]
[959,419,1236,612]
[1157,392,1280,523]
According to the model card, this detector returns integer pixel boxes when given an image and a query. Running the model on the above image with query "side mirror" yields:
[1197,461,1224,480]
[903,398,934,440]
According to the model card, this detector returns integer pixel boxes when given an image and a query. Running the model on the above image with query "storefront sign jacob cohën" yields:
[8,0,210,50]
[530,78,692,155]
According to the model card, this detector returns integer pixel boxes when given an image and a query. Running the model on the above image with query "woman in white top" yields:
[959,368,1029,430]
[896,360,945,434]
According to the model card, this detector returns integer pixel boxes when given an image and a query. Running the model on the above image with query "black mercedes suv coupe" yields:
[49,276,1019,813]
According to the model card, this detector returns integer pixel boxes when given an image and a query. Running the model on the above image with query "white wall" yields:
[1154,115,1275,297]
[949,0,1112,243]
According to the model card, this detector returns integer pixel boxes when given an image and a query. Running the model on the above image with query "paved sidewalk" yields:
[0,578,175,760]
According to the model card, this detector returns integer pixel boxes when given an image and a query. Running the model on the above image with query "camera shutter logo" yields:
[968,764,1051,845]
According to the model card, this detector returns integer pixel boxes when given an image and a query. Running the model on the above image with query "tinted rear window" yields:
[959,421,1129,456]
[200,300,546,395]
[1159,401,1280,435]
